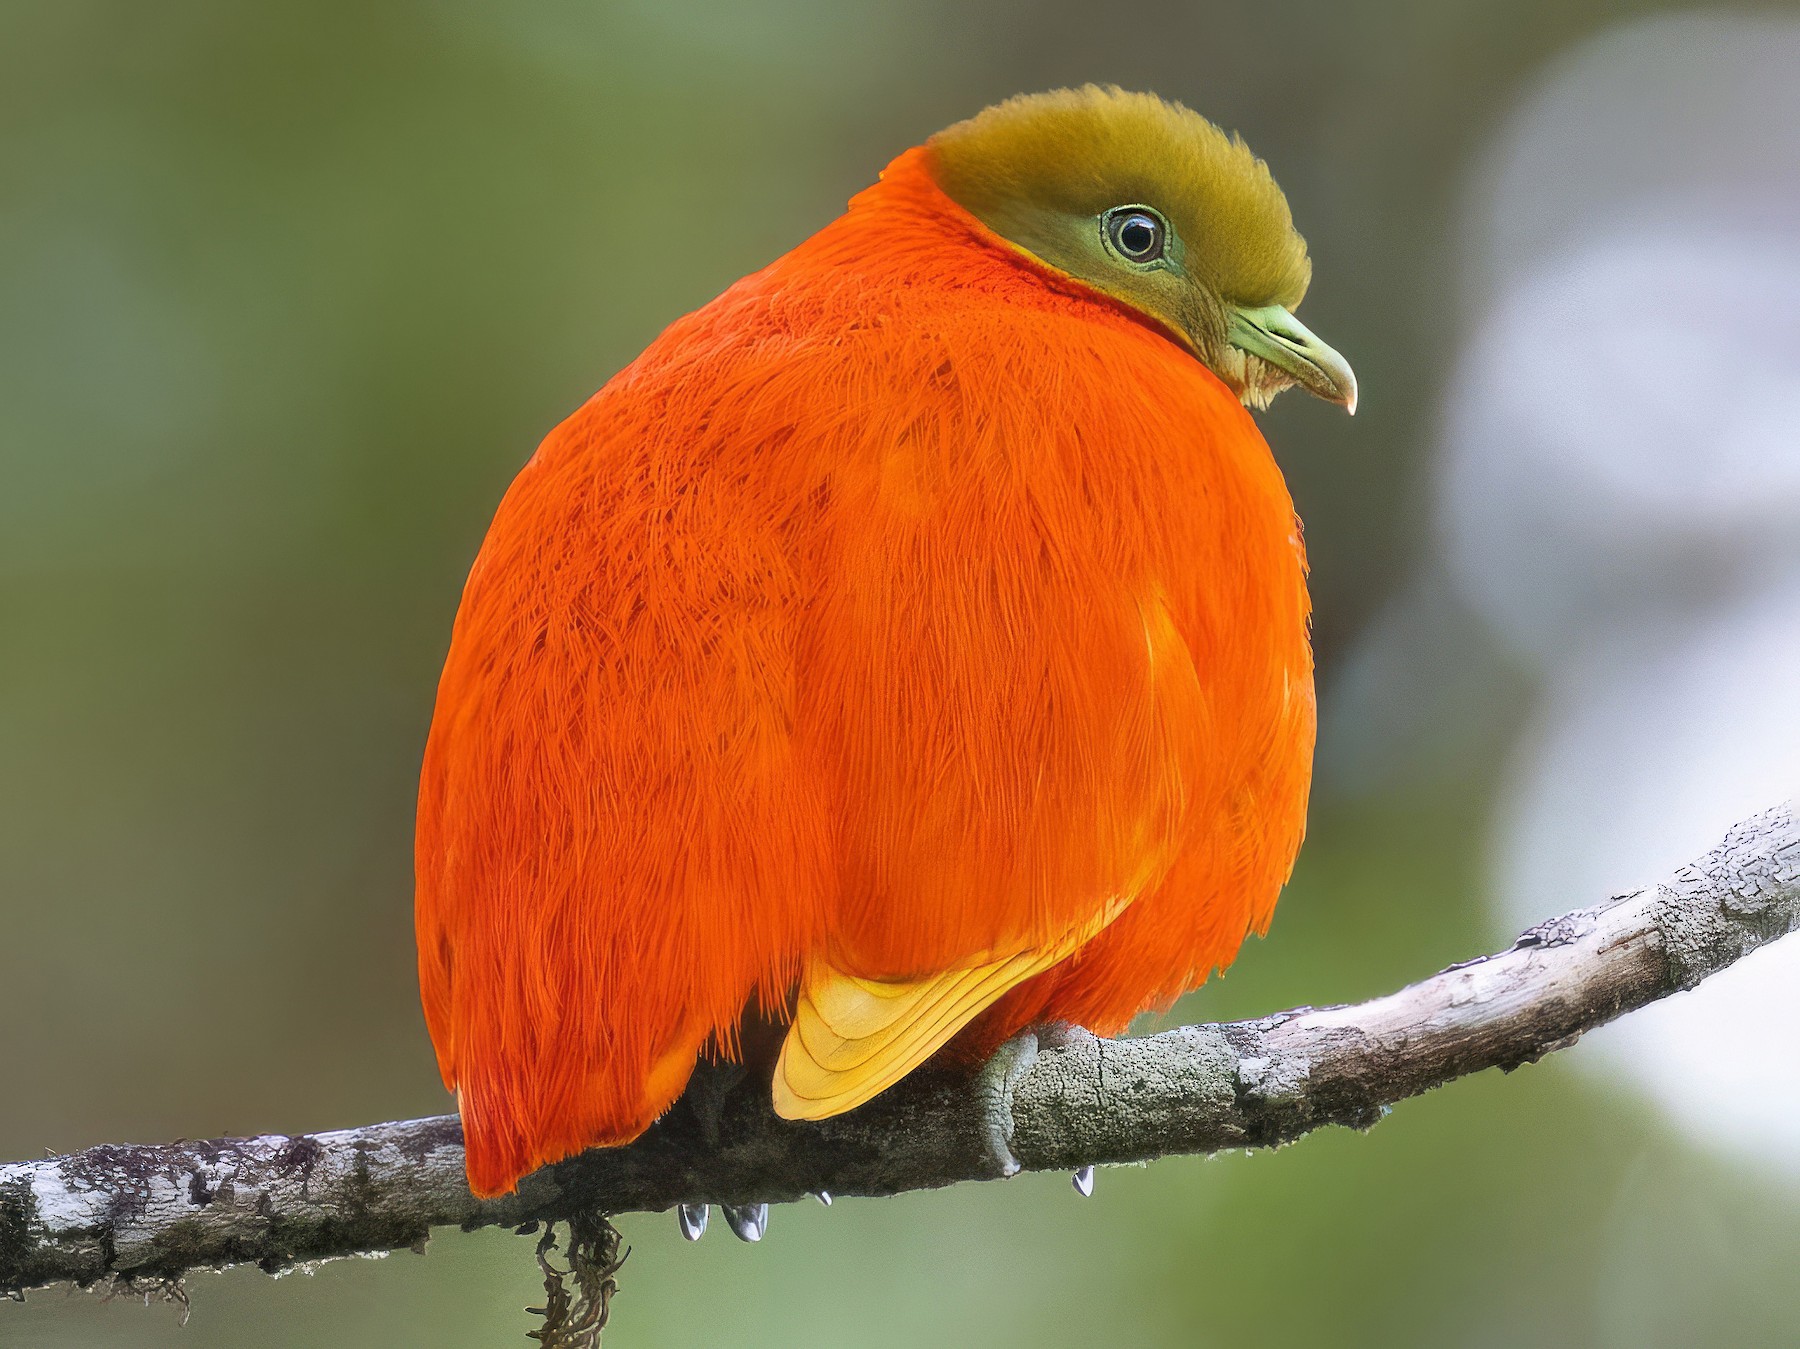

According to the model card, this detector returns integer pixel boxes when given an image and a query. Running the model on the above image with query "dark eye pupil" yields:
[1111,211,1162,261]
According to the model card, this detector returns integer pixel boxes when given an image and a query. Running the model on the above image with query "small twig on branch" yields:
[3,801,1797,1298]
[526,1215,626,1349]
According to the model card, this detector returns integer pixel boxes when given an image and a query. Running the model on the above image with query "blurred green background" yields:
[5,2,1799,1346]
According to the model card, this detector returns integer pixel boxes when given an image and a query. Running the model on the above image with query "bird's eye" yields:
[1105,208,1166,263]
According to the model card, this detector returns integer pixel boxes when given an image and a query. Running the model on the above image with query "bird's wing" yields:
[416,312,841,1196]
[771,894,1129,1120]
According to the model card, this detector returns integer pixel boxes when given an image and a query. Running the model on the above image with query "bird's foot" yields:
[676,1058,785,1243]
[975,1027,1045,1178]
[683,1059,748,1149]
[975,1030,1036,1178]
[975,1022,1099,1182]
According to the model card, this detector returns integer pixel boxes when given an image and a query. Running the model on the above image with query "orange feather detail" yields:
[415,146,1314,1197]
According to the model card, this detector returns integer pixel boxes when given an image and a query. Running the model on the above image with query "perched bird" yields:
[416,86,1354,1200]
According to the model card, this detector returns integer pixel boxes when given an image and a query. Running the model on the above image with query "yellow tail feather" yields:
[771,900,1131,1121]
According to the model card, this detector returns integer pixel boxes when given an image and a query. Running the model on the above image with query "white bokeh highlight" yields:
[1437,15,1800,1173]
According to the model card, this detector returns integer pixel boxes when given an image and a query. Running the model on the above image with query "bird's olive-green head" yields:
[928,86,1356,413]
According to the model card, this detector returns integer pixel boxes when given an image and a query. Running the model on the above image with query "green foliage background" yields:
[3,2,1797,1345]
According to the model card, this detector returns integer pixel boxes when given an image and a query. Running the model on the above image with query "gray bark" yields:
[4,800,1797,1296]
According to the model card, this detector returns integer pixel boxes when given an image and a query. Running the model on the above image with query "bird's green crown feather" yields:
[929,85,1311,310]
[925,87,1354,412]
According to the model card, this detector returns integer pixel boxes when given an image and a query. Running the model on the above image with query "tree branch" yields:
[5,801,1798,1297]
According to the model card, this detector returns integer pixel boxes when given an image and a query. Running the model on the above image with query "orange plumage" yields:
[417,89,1348,1197]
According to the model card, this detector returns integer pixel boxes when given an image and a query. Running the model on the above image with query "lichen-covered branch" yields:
[4,802,1797,1296]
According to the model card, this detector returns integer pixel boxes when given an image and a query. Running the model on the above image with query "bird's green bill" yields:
[1228,303,1358,413]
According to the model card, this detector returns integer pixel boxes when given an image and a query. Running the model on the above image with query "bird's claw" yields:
[677,1200,771,1242]
[721,1203,768,1242]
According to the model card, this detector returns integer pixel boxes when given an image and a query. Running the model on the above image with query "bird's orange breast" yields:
[415,146,1313,1196]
